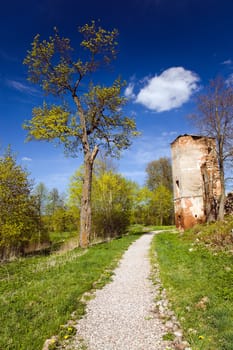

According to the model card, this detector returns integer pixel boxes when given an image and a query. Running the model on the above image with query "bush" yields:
[0,148,48,260]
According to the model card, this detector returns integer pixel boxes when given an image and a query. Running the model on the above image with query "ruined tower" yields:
[171,134,221,230]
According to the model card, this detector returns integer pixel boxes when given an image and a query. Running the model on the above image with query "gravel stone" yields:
[70,232,173,350]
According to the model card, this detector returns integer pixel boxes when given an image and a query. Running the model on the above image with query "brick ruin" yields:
[171,134,222,230]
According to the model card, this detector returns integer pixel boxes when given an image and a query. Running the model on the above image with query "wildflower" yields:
[198,335,204,340]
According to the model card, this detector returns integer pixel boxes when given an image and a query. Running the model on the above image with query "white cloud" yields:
[0,49,17,62]
[222,59,233,65]
[136,67,200,112]
[6,80,38,95]
[162,131,177,137]
[124,83,135,98]
[22,157,32,162]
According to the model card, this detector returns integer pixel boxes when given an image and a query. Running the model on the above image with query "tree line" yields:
[0,150,173,260]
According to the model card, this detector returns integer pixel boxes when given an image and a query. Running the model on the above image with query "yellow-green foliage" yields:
[24,103,71,141]
[92,171,133,237]
[0,148,48,259]
[131,185,173,226]
[23,21,138,158]
[150,185,173,225]
[68,165,134,238]
[47,207,78,233]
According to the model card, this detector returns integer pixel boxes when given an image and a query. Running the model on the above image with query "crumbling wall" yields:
[171,134,221,230]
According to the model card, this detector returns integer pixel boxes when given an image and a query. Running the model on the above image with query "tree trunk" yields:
[217,138,225,221]
[79,146,99,248]
[72,95,99,247]
[217,170,225,221]
[80,155,93,248]
[160,214,163,226]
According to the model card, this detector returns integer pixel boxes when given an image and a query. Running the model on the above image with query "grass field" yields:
[153,229,233,350]
[0,230,141,350]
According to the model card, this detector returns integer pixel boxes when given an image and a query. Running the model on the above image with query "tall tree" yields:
[94,154,117,177]
[92,171,133,238]
[69,163,134,239]
[146,157,173,192]
[23,21,138,247]
[131,185,153,225]
[46,188,64,215]
[33,182,48,216]
[189,77,233,220]
[150,185,173,225]
[0,148,47,259]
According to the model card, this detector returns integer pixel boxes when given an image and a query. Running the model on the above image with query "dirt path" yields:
[67,232,180,350]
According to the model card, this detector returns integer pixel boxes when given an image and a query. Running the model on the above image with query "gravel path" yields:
[70,232,171,350]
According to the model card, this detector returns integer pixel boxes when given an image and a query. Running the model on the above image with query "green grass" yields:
[49,230,77,244]
[0,231,141,350]
[153,230,233,350]
[146,225,175,231]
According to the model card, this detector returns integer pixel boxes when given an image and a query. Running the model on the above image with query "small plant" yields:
[144,315,153,320]
[162,332,175,341]
[59,324,77,339]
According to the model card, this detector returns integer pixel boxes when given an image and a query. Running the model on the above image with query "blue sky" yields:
[1,0,233,193]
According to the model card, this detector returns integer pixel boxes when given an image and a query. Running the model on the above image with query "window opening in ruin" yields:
[175,180,180,197]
